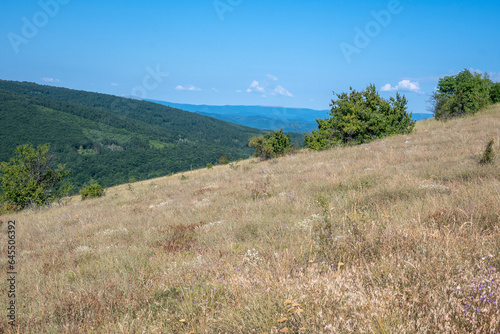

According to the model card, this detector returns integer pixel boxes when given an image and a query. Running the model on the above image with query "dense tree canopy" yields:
[305,84,415,150]
[249,129,292,160]
[490,82,500,104]
[429,69,494,120]
[0,80,266,193]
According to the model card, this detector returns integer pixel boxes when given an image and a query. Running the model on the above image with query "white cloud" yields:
[467,68,500,82]
[42,77,61,83]
[212,87,219,93]
[235,89,242,93]
[245,77,294,98]
[175,84,202,91]
[110,83,118,86]
[272,85,294,97]
[380,80,423,94]
[246,80,266,95]
[266,74,278,81]
[491,72,500,82]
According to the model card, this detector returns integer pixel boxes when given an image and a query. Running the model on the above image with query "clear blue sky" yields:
[1,0,499,114]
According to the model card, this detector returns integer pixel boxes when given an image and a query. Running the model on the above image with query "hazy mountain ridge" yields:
[148,100,432,132]
[0,80,266,191]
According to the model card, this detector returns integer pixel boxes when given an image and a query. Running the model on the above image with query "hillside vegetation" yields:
[148,100,329,133]
[150,100,431,133]
[1,104,499,333]
[0,80,265,191]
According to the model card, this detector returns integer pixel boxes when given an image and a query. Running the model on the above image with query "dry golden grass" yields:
[1,105,500,333]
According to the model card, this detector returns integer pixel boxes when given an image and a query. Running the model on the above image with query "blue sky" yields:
[1,0,499,114]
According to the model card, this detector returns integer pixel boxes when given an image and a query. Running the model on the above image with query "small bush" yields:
[479,139,495,164]
[206,163,213,169]
[80,184,105,200]
[0,143,71,211]
[249,129,292,160]
[218,155,229,165]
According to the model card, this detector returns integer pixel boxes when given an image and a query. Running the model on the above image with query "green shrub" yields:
[479,139,495,164]
[218,155,229,165]
[491,82,500,103]
[430,69,493,120]
[305,84,415,149]
[127,178,136,192]
[206,163,213,169]
[0,201,18,215]
[0,143,71,211]
[248,129,292,160]
[80,183,105,200]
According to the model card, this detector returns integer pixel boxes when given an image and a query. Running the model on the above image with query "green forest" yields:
[0,80,267,193]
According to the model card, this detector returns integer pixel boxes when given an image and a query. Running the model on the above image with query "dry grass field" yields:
[1,105,500,333]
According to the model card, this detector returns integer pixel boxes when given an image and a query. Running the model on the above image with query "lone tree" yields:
[429,69,493,120]
[305,84,415,150]
[0,143,71,212]
[249,129,292,160]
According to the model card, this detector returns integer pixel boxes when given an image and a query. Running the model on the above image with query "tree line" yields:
[2,70,498,213]
[249,69,499,158]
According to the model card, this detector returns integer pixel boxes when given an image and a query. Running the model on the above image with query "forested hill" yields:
[0,80,266,192]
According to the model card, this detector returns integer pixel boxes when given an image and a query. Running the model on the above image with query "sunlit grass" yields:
[1,104,500,333]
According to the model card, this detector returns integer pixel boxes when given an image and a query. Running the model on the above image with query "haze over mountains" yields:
[0,79,432,193]
[0,80,265,191]
[149,100,432,133]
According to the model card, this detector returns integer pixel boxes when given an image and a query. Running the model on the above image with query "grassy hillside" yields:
[0,80,266,191]
[1,105,499,333]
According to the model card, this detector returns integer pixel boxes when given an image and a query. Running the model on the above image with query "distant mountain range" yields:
[0,80,434,193]
[0,80,266,192]
[148,100,433,133]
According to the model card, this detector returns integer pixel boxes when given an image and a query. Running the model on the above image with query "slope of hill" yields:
[0,80,266,191]
[1,104,498,333]
[148,100,433,132]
